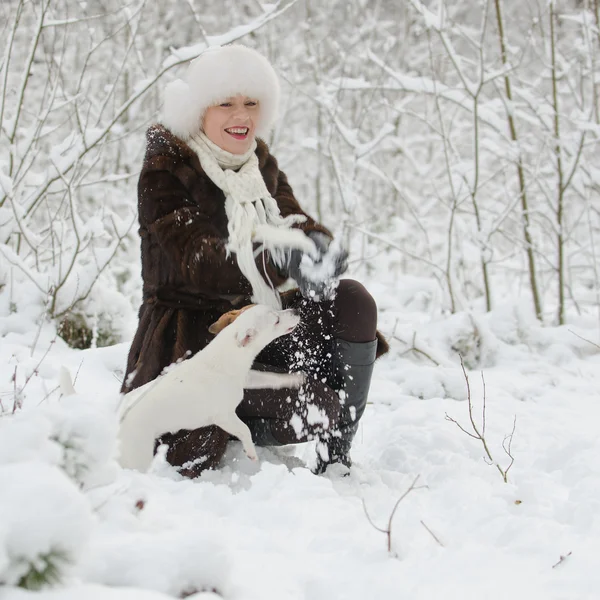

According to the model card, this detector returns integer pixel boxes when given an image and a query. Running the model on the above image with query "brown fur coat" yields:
[121,125,387,393]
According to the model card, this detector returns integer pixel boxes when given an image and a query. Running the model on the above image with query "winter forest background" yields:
[2,0,599,339]
[1,0,600,598]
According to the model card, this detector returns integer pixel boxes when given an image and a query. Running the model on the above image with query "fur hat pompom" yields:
[161,44,280,141]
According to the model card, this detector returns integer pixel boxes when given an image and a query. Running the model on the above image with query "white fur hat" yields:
[161,44,280,141]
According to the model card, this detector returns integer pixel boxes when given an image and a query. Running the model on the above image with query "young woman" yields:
[121,44,388,477]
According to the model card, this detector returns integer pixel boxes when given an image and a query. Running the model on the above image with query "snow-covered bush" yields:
[0,383,119,589]
[0,394,119,490]
[44,395,120,490]
[0,463,93,589]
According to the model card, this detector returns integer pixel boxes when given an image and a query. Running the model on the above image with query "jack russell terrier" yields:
[61,305,303,473]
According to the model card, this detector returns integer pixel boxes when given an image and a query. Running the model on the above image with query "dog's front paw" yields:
[241,438,258,461]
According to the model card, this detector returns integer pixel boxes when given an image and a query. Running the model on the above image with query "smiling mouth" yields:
[225,127,249,140]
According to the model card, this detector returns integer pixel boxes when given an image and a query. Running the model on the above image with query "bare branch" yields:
[8,0,52,146]
[447,356,516,483]
[568,329,600,351]
[362,475,427,555]
[420,520,445,548]
[0,0,25,137]
[445,413,481,440]
[551,551,572,569]
[361,499,388,534]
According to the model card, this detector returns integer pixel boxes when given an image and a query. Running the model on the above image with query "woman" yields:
[121,44,388,477]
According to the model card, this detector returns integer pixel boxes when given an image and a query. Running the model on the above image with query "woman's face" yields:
[202,94,260,154]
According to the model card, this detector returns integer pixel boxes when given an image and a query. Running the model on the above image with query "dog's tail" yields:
[59,366,77,396]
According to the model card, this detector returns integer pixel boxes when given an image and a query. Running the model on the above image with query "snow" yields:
[0,463,93,588]
[1,267,600,599]
[3,0,600,594]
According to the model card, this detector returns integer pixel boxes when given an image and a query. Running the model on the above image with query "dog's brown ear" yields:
[236,327,257,348]
[208,321,220,335]
[208,311,238,335]
[208,304,256,335]
[208,320,221,335]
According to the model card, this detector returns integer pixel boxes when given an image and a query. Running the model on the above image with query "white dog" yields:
[59,305,303,473]
[116,304,302,472]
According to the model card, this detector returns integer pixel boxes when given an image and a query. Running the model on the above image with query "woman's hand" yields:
[286,232,348,301]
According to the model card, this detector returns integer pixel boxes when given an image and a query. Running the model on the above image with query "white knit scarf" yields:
[188,132,315,308]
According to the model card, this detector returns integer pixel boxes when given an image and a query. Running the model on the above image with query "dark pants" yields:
[160,279,378,477]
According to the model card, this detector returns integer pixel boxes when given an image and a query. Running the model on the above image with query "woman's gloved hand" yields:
[285,232,348,301]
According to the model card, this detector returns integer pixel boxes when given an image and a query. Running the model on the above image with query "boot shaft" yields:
[331,338,377,427]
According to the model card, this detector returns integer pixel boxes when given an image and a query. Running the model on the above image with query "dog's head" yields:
[210,305,300,349]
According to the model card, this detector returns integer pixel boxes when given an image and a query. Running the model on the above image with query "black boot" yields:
[246,418,284,447]
[314,338,377,474]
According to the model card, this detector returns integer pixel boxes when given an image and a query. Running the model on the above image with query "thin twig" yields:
[393,333,441,366]
[445,413,480,440]
[361,500,388,534]
[420,520,445,547]
[362,475,428,555]
[551,551,572,569]
[502,416,517,480]
[481,370,487,438]
[11,366,19,413]
[568,329,600,351]
[446,355,516,483]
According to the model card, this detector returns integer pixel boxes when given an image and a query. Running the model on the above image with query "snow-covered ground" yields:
[1,271,600,600]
